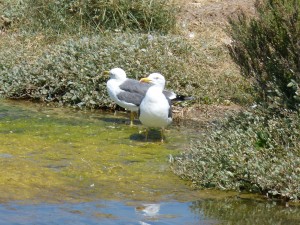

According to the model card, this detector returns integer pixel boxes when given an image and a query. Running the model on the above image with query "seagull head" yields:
[140,73,166,89]
[103,68,127,80]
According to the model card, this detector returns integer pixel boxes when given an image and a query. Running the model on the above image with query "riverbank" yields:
[1,0,299,202]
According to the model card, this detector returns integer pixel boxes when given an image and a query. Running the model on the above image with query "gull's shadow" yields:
[130,129,162,142]
[98,110,130,125]
[99,109,142,126]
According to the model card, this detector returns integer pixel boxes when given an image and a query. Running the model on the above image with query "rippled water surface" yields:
[0,100,299,224]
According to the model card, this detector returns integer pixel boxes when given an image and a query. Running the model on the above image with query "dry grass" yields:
[177,0,256,73]
[173,0,256,120]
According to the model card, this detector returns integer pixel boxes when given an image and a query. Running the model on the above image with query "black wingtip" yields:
[172,95,194,102]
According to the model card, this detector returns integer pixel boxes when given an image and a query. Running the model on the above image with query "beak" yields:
[140,77,152,83]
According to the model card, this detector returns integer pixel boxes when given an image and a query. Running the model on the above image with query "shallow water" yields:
[0,200,215,225]
[0,100,299,224]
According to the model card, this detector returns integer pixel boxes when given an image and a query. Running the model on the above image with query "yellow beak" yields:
[140,77,152,83]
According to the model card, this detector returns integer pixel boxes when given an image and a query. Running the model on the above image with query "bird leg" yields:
[130,111,134,126]
[145,128,148,141]
[160,128,165,143]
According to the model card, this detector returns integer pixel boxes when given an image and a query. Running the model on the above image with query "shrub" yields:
[227,0,300,110]
[0,27,253,108]
[172,108,300,201]
[0,33,200,108]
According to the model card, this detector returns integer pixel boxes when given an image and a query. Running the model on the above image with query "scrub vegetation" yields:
[173,108,300,201]
[0,0,299,202]
[173,0,300,202]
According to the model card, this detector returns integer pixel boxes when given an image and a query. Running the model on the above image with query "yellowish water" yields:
[0,100,222,203]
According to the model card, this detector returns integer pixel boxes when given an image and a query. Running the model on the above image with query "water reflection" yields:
[136,203,160,224]
[136,203,160,217]
[191,197,300,225]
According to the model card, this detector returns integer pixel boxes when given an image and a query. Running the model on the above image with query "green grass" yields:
[3,0,178,34]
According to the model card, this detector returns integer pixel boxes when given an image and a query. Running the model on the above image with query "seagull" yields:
[104,68,179,126]
[139,73,172,142]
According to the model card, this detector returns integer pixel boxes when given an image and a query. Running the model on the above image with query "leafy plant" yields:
[0,34,201,108]
[227,0,300,110]
[172,108,300,201]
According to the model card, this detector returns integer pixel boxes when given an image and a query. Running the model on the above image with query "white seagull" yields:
[104,68,178,126]
[139,73,172,142]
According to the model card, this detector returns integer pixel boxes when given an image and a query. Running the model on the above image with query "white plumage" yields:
[104,68,176,126]
[139,73,172,142]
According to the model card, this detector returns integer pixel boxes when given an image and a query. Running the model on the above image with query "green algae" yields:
[2,100,300,225]
[0,100,202,203]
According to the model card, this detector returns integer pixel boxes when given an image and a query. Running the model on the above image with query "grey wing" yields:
[163,90,176,100]
[119,79,151,95]
[121,79,177,101]
[117,91,144,106]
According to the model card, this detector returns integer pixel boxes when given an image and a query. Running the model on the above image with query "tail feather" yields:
[171,95,194,102]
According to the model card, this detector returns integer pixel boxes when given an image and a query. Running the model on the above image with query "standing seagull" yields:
[139,73,172,142]
[104,68,177,126]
